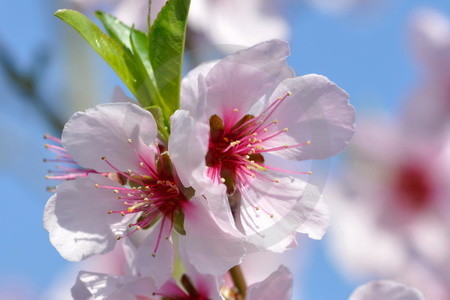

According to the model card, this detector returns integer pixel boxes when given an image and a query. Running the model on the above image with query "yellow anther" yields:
[120,212,125,216]
[117,196,123,199]
[95,184,99,188]
[140,162,144,167]
[233,108,239,112]
[136,226,141,231]
[220,178,226,183]
[263,128,268,132]
[273,119,278,124]
[308,171,313,175]
[287,91,292,96]
[101,156,106,160]
[255,206,260,211]
[152,253,156,257]
[116,236,122,240]
[270,214,274,218]
[306,140,311,145]
[107,209,112,214]
[283,128,288,132]
[274,179,279,183]
[113,189,119,194]
[245,155,250,159]
[127,139,133,144]
[127,207,134,213]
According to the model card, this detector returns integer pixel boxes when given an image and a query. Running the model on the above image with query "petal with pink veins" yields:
[62,103,157,173]
[237,175,327,252]
[43,174,132,261]
[204,40,290,122]
[267,74,355,161]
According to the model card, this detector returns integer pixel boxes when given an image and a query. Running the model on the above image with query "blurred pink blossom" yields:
[69,0,289,47]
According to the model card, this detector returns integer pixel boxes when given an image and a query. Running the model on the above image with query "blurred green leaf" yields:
[148,0,191,120]
[54,9,147,106]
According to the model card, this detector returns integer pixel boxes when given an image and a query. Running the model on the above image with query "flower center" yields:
[205,92,311,195]
[96,141,190,256]
[394,164,433,211]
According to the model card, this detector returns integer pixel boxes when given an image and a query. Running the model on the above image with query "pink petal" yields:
[181,60,218,116]
[43,174,131,261]
[237,175,328,252]
[267,74,355,160]
[182,194,246,275]
[247,266,293,300]
[133,222,174,287]
[62,103,157,173]
[350,280,425,300]
[169,110,210,190]
[204,40,290,122]
[73,271,156,300]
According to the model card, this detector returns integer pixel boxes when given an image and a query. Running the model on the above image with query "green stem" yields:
[229,265,247,298]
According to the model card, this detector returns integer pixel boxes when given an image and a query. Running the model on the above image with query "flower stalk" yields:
[229,265,247,298]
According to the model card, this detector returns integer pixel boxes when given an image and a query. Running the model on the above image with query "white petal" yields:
[133,221,174,287]
[182,195,246,275]
[237,175,328,252]
[177,239,223,300]
[43,174,131,261]
[247,266,293,300]
[74,271,155,300]
[350,280,425,300]
[204,40,290,122]
[181,60,218,116]
[169,110,210,190]
[62,103,157,173]
[267,74,355,160]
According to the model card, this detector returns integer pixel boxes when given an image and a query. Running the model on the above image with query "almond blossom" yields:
[169,39,355,253]
[72,238,294,300]
[327,118,450,299]
[43,102,245,277]
[70,0,288,47]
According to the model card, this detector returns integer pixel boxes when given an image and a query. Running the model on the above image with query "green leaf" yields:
[95,10,134,51]
[54,9,146,102]
[148,0,191,120]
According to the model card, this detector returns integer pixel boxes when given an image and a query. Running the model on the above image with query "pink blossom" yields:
[44,102,244,276]
[170,39,355,253]
[69,0,288,47]
[350,280,425,300]
[327,117,450,298]
[72,240,223,300]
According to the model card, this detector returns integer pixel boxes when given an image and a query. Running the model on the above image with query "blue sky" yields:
[1,0,449,299]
